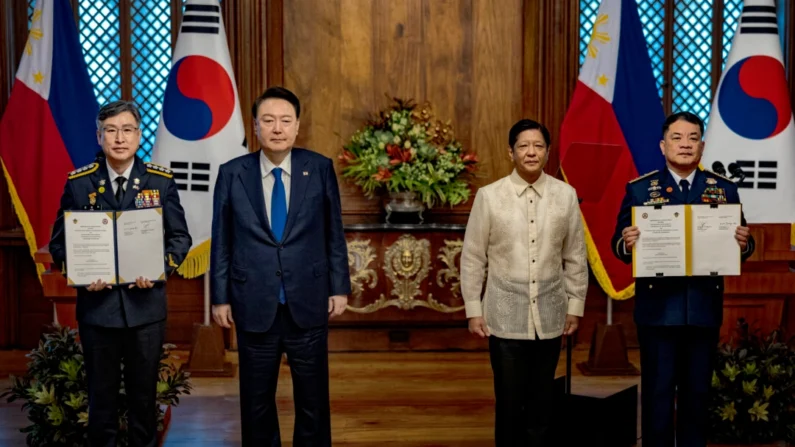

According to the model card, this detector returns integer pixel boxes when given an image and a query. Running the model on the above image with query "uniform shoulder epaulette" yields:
[629,170,658,184]
[145,162,173,178]
[67,163,98,180]
[704,169,733,183]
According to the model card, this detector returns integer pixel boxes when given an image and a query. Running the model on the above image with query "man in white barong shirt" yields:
[461,118,588,447]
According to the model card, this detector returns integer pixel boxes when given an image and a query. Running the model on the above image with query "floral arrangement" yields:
[1,326,192,446]
[338,97,478,208]
[708,318,795,443]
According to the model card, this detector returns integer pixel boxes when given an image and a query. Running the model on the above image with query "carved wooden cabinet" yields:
[333,224,486,351]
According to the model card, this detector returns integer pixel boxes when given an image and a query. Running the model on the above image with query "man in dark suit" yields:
[612,111,755,447]
[210,86,351,446]
[49,100,192,447]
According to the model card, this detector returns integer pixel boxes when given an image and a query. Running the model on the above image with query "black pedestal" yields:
[551,377,638,446]
[551,335,638,446]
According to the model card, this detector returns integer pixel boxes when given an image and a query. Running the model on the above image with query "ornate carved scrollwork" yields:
[345,239,378,305]
[436,239,463,300]
[346,234,464,314]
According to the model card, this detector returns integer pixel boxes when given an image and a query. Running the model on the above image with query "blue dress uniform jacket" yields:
[49,156,192,328]
[210,148,352,332]
[611,168,755,327]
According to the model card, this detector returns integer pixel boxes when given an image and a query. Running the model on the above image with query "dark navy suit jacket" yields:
[210,148,351,332]
[611,168,755,328]
[49,157,192,328]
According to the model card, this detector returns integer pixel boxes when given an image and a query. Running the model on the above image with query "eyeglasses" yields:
[102,126,139,139]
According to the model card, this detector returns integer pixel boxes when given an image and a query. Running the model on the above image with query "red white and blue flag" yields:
[152,0,246,278]
[702,0,795,245]
[559,0,665,300]
[0,0,100,276]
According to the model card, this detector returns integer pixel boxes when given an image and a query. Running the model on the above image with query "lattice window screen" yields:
[672,1,713,123]
[579,0,665,100]
[578,0,766,122]
[131,0,173,161]
[78,1,122,109]
[634,0,665,100]
[28,0,37,27]
[722,0,743,72]
[579,0,601,66]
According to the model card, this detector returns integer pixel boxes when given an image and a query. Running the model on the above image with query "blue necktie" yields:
[271,167,287,303]
[680,179,690,200]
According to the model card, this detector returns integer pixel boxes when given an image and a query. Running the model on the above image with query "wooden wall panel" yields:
[0,242,50,348]
[16,250,50,347]
[721,297,786,341]
[0,0,26,231]
[580,279,638,348]
[523,0,579,176]
[221,0,267,152]
[163,277,205,345]
[472,0,523,185]
[283,0,523,221]
[0,236,20,347]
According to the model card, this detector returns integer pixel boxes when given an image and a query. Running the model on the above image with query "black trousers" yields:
[79,319,165,447]
[236,304,331,447]
[637,325,720,447]
[489,334,562,447]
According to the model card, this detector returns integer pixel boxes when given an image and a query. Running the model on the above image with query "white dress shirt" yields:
[106,159,134,196]
[260,150,292,224]
[460,170,588,340]
[668,168,696,191]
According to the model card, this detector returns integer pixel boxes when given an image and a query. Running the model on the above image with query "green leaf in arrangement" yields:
[337,98,479,208]
[2,326,192,445]
[708,319,795,444]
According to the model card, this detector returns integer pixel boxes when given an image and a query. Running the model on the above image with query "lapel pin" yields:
[99,179,106,186]
[706,178,717,185]
[666,186,673,193]
[303,171,309,176]
[99,186,106,193]
[134,178,140,185]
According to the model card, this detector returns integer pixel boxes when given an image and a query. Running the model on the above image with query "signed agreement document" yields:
[689,204,741,276]
[632,205,687,277]
[64,211,117,286]
[631,204,742,277]
[116,208,166,284]
[64,208,165,287]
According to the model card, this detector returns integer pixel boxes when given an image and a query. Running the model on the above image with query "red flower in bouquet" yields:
[372,167,392,181]
[386,144,412,165]
[338,150,355,165]
[462,152,479,172]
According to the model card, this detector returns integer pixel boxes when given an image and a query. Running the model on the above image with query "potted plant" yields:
[708,318,795,446]
[1,325,191,446]
[338,97,478,222]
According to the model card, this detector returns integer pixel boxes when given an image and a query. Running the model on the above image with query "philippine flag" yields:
[559,0,665,300]
[152,0,246,278]
[0,0,99,276]
[702,0,795,235]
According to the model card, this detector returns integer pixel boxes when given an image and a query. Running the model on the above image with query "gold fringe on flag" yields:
[176,238,211,278]
[0,158,46,280]
[580,212,636,300]
[790,223,795,251]
[560,166,635,300]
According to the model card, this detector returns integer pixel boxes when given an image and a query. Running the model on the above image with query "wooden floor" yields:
[1,347,643,446]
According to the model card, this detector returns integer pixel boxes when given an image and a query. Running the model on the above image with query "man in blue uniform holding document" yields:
[49,100,191,447]
[611,111,755,447]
